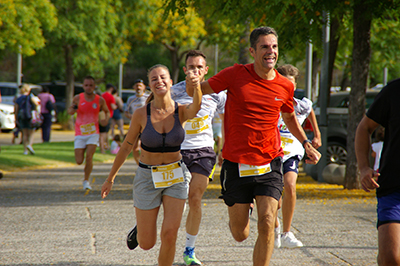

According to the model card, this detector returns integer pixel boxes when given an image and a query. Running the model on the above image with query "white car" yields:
[0,103,15,132]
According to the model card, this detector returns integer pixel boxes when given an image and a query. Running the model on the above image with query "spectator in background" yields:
[124,79,149,165]
[14,84,36,155]
[38,86,56,142]
[99,84,117,153]
[111,89,124,139]
[110,134,122,154]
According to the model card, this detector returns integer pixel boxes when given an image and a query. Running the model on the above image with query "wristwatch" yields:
[302,139,312,148]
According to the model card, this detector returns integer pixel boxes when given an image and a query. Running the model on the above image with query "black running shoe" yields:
[127,225,138,250]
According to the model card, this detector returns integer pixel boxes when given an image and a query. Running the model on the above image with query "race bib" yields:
[80,123,96,135]
[281,136,294,156]
[239,163,271,178]
[185,115,209,134]
[151,161,185,188]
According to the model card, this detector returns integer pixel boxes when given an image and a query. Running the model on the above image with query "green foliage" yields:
[0,0,58,55]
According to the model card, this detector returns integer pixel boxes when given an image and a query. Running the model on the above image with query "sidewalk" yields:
[0,160,378,266]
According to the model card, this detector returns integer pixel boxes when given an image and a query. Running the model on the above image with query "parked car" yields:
[0,103,15,132]
[311,89,381,165]
[0,82,42,105]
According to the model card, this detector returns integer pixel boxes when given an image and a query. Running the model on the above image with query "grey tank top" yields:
[140,102,185,153]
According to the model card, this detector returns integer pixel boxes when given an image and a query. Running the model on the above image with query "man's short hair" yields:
[185,50,207,64]
[250,26,278,49]
[84,75,95,82]
[106,83,116,94]
[277,64,300,82]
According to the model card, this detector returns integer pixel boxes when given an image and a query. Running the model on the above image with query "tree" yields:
[163,0,400,189]
[43,0,132,128]
[0,0,57,56]
[128,0,207,83]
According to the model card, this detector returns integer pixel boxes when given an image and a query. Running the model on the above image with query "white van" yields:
[0,82,42,105]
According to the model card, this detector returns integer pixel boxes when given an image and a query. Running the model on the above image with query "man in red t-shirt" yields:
[187,26,321,265]
[99,84,117,153]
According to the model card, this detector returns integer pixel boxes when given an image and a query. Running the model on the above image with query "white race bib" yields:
[80,123,96,135]
[239,163,271,178]
[151,161,185,188]
[185,115,209,135]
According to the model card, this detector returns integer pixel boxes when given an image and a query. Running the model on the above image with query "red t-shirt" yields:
[102,91,116,117]
[208,63,294,165]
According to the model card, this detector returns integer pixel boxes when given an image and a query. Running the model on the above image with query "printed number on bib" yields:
[239,163,271,178]
[185,115,209,134]
[80,123,96,135]
[151,162,185,188]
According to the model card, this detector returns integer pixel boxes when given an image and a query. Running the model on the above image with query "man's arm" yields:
[99,97,110,126]
[307,109,321,148]
[67,95,79,115]
[355,116,380,192]
[282,111,321,164]
[186,79,215,97]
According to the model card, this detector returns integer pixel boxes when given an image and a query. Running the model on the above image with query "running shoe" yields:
[280,232,303,248]
[183,247,202,265]
[27,145,35,155]
[274,225,281,248]
[82,180,92,190]
[127,225,139,250]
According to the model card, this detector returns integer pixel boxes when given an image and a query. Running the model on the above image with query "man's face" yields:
[134,82,145,96]
[83,79,96,95]
[183,56,209,82]
[250,34,278,72]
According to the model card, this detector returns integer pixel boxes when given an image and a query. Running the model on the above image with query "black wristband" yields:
[302,139,312,147]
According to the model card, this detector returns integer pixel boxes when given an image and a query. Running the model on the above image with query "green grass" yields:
[0,142,116,171]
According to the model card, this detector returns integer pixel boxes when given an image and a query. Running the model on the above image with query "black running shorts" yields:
[220,157,283,206]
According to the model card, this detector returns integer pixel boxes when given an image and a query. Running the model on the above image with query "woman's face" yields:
[148,67,172,96]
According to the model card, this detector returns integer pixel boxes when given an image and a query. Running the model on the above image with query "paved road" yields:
[0,158,379,266]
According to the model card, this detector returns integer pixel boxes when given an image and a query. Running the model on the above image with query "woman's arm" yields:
[181,71,203,121]
[101,107,144,198]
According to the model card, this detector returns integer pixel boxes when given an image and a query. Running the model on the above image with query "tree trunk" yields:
[312,51,320,102]
[328,16,341,93]
[238,21,250,64]
[64,44,75,130]
[168,43,180,84]
[345,2,372,189]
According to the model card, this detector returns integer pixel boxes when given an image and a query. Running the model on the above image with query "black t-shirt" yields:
[366,78,400,197]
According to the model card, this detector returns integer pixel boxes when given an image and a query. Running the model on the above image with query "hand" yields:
[185,69,200,87]
[218,152,224,167]
[311,137,322,149]
[360,167,379,192]
[101,181,113,198]
[100,118,108,127]
[304,143,321,165]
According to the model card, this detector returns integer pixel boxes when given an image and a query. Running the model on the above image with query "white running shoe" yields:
[280,232,303,248]
[274,225,281,248]
[83,180,92,190]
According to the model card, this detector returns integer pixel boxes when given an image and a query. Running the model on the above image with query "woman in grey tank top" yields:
[101,64,202,266]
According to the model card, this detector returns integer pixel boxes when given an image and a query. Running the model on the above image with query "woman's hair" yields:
[19,84,31,94]
[145,64,171,104]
